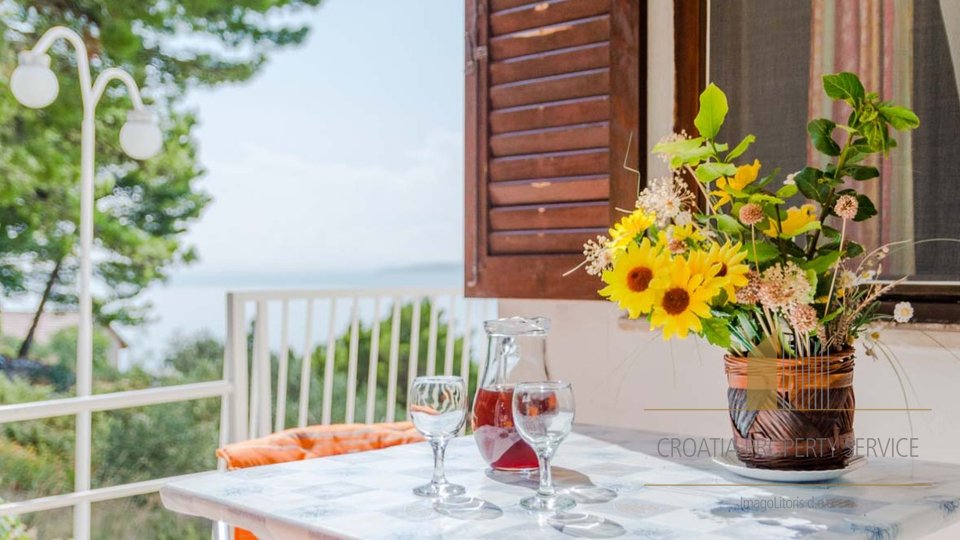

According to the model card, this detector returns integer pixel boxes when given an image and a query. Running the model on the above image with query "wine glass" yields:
[408,376,467,497]
[512,381,576,512]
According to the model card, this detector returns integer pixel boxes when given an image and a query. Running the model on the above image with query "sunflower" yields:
[649,257,716,339]
[705,241,750,300]
[608,210,655,252]
[685,248,726,299]
[600,238,668,318]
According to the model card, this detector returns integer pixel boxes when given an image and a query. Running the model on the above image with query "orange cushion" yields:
[216,421,423,470]
[218,422,423,540]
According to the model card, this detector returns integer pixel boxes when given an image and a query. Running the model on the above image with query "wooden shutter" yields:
[465,0,644,299]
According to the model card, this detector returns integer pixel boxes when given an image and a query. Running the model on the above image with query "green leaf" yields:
[748,193,785,205]
[843,165,880,181]
[879,105,920,130]
[801,251,841,273]
[854,193,877,221]
[652,136,705,156]
[706,214,744,234]
[694,83,729,139]
[780,220,821,239]
[822,72,865,103]
[701,316,732,349]
[821,225,841,239]
[695,162,736,183]
[670,142,728,168]
[794,167,830,203]
[821,308,843,325]
[725,134,756,161]
[776,183,798,198]
[744,241,779,263]
[807,118,841,156]
[844,241,864,259]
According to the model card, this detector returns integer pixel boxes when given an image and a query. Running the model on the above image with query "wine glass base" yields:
[413,482,466,498]
[520,494,576,512]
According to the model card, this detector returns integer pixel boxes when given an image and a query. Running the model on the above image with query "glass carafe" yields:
[472,316,549,471]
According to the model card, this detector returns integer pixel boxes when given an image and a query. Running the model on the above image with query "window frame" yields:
[674,0,959,323]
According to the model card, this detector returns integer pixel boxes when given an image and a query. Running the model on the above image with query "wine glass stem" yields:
[537,452,555,497]
[431,438,448,486]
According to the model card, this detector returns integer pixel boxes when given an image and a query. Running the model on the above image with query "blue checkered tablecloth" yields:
[160,425,960,539]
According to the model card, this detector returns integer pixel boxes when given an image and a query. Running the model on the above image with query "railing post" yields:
[225,293,249,444]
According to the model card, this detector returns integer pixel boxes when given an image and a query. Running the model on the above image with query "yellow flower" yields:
[728,159,762,190]
[710,189,732,210]
[685,248,726,299]
[763,204,819,238]
[600,238,668,318]
[608,210,655,252]
[649,257,716,339]
[668,223,705,243]
[712,160,761,209]
[705,241,750,299]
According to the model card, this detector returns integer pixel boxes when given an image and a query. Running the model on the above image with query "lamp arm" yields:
[91,68,146,111]
[28,26,93,108]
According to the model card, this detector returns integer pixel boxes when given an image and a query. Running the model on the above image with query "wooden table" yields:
[161,425,960,539]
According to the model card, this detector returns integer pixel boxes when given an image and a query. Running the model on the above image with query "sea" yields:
[124,262,468,371]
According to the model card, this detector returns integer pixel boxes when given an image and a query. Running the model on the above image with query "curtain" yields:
[808,0,915,275]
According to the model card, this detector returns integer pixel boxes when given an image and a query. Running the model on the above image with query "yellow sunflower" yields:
[608,210,655,252]
[705,241,750,300]
[600,238,668,318]
[649,257,716,339]
[685,247,726,298]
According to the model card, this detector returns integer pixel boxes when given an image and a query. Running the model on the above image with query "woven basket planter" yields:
[724,348,855,470]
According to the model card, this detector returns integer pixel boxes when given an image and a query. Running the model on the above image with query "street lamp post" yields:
[10,26,162,540]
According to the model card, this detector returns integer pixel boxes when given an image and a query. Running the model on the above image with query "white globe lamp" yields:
[119,109,163,160]
[10,52,59,109]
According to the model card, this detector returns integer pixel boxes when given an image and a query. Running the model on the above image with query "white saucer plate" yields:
[711,453,867,483]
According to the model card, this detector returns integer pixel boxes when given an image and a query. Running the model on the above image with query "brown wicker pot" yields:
[724,348,855,470]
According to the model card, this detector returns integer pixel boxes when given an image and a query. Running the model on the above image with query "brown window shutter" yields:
[465,0,644,299]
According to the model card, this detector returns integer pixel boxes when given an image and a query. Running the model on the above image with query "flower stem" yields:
[805,130,856,260]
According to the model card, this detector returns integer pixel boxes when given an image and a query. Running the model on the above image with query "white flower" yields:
[784,172,797,185]
[674,210,693,226]
[858,270,876,284]
[893,301,914,324]
[582,235,613,276]
[838,270,857,290]
[636,174,694,227]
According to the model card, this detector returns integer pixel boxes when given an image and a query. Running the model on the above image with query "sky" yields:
[179,0,465,279]
[121,0,467,362]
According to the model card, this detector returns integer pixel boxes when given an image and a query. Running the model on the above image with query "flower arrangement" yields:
[575,72,919,359]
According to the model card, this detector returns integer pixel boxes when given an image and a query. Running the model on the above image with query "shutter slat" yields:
[489,175,610,205]
[491,0,609,35]
[490,15,610,60]
[490,228,606,254]
[490,0,537,11]
[491,122,608,156]
[491,42,609,85]
[491,96,610,134]
[491,68,609,109]
[490,201,608,230]
[490,148,609,182]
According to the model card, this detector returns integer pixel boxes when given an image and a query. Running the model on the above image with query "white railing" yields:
[226,287,495,442]
[0,286,494,538]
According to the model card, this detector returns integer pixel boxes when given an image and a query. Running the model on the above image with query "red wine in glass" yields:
[472,385,539,471]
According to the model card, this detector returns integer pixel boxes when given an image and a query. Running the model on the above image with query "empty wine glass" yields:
[512,381,576,512]
[409,375,467,497]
